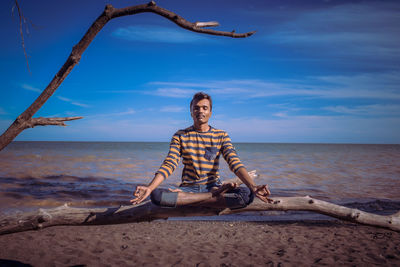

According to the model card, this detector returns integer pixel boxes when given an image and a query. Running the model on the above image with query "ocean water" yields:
[1,141,400,219]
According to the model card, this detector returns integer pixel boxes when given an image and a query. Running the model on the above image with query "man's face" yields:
[191,98,212,125]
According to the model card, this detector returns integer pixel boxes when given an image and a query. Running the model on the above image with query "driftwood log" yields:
[1,196,399,235]
[0,1,255,151]
[1,171,399,235]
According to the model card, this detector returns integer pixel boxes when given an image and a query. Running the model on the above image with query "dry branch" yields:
[0,1,255,151]
[13,0,31,73]
[27,117,83,128]
[1,196,399,235]
[229,197,400,231]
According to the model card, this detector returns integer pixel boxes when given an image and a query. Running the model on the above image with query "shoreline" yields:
[1,220,399,266]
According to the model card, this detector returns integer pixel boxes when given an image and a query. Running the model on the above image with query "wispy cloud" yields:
[86,108,136,118]
[0,107,7,115]
[273,112,288,118]
[21,84,42,93]
[323,104,400,117]
[112,108,136,116]
[55,96,90,108]
[160,106,185,113]
[147,88,197,98]
[256,1,400,69]
[20,83,90,108]
[147,71,400,100]
[72,117,187,141]
[149,80,288,98]
[212,115,400,144]
[112,25,213,43]
[77,113,400,143]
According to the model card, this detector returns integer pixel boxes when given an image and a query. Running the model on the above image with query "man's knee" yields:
[150,189,178,207]
[224,186,254,209]
[150,189,163,205]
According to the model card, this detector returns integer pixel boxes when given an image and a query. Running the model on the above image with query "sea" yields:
[1,141,400,220]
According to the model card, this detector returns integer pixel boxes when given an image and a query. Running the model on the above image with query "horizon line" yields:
[10,140,400,145]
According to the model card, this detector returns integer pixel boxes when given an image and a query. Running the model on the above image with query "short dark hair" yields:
[190,92,212,111]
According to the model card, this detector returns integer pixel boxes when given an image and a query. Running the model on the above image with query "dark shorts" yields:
[150,182,254,209]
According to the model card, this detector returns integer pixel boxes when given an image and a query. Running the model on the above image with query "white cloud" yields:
[160,106,185,113]
[20,83,90,107]
[147,71,400,100]
[323,104,400,116]
[55,96,90,108]
[85,108,136,118]
[8,110,399,143]
[273,112,288,118]
[212,115,400,144]
[150,81,213,88]
[21,84,42,93]
[149,80,288,98]
[73,114,399,144]
[262,2,400,59]
[148,88,197,98]
[112,25,213,43]
[69,117,187,141]
[116,108,136,116]
[267,103,303,113]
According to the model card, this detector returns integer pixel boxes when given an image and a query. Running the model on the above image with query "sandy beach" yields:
[0,220,399,266]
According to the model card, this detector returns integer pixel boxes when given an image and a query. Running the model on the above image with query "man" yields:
[131,92,271,208]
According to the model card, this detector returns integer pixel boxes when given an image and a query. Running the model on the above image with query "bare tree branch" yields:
[26,117,83,128]
[13,0,31,73]
[0,1,255,151]
[110,3,255,38]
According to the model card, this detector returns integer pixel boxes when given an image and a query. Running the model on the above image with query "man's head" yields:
[190,92,212,111]
[190,92,212,127]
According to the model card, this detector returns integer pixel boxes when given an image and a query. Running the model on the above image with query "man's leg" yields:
[151,183,252,208]
[222,186,254,209]
[151,183,234,208]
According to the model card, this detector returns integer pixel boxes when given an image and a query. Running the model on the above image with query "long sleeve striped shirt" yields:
[156,126,244,186]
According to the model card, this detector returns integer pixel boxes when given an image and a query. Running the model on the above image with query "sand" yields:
[0,220,399,266]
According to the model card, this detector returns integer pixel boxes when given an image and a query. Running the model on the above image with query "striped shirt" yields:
[156,126,244,185]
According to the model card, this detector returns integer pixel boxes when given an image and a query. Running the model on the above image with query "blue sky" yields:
[1,0,399,143]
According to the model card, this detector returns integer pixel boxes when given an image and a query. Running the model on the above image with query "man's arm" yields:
[130,173,165,205]
[235,167,272,203]
[221,132,272,203]
[130,133,181,205]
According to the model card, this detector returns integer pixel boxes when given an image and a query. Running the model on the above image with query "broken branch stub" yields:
[195,21,220,28]
[27,117,84,127]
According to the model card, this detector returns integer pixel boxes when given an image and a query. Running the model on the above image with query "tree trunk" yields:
[1,196,399,235]
[0,1,255,151]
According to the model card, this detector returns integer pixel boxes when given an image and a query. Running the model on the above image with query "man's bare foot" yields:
[168,188,183,192]
[210,182,238,197]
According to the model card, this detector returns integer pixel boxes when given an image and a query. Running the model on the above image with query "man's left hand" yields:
[253,184,272,203]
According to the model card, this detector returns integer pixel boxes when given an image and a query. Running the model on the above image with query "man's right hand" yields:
[130,185,152,205]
